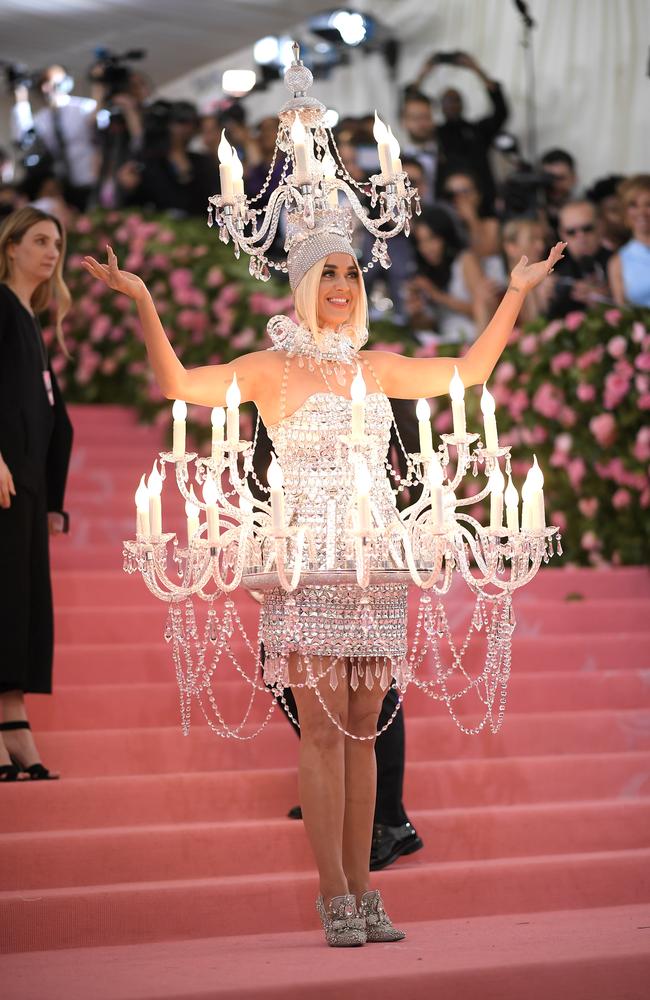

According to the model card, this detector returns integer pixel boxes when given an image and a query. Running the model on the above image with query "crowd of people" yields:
[1,49,649,348]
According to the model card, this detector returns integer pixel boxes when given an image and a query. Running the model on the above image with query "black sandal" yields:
[0,720,59,780]
[0,763,21,782]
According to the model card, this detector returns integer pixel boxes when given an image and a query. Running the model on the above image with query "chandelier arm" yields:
[210,528,250,593]
[454,482,493,506]
[398,529,445,589]
[272,529,308,592]
[220,187,288,254]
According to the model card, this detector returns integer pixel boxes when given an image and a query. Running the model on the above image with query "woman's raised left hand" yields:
[510,241,566,292]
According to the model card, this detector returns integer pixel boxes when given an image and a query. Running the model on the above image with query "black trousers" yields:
[0,485,53,694]
[277,684,409,827]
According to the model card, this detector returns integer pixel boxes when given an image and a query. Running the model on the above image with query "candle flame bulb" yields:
[211,406,225,428]
[291,111,306,144]
[373,110,388,143]
[185,485,199,518]
[268,453,284,489]
[505,475,519,507]
[135,474,148,510]
[147,460,163,496]
[521,470,534,503]
[530,454,545,489]
[218,130,233,164]
[428,456,444,487]
[480,383,496,416]
[231,149,243,182]
[172,399,187,421]
[449,365,465,402]
[416,398,430,421]
[202,474,218,506]
[226,373,241,409]
[350,366,367,402]
[387,125,401,160]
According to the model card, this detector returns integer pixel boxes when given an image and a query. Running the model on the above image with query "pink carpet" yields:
[1,405,649,999]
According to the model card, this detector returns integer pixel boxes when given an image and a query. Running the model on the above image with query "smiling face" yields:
[624,188,650,239]
[8,219,61,285]
[317,253,360,329]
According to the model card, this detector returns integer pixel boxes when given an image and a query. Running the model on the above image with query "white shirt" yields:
[12,96,98,188]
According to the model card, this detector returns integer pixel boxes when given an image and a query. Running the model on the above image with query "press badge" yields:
[43,370,55,406]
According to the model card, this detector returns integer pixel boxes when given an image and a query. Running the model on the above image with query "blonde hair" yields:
[618,174,650,207]
[0,206,71,357]
[294,255,368,349]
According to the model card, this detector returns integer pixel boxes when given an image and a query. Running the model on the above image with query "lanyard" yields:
[31,315,55,407]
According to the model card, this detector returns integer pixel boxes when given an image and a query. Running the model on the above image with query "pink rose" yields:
[576,382,596,402]
[90,315,111,342]
[434,410,453,433]
[559,406,577,427]
[633,427,650,462]
[604,308,622,327]
[632,321,647,344]
[519,334,538,356]
[532,382,563,419]
[567,457,586,488]
[556,432,573,452]
[551,510,567,531]
[612,488,631,510]
[231,328,256,350]
[75,215,92,234]
[206,266,224,287]
[589,412,617,447]
[564,311,586,331]
[635,353,650,372]
[170,268,193,289]
[581,531,601,551]
[495,360,516,383]
[577,346,604,370]
[540,319,564,342]
[372,341,405,354]
[551,351,574,374]
[508,388,530,421]
[607,335,627,358]
[578,498,599,518]
[641,489,650,509]
[639,394,650,410]
[603,371,630,410]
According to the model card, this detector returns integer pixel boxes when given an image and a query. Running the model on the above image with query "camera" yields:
[432,51,462,66]
[1,61,37,92]
[89,48,146,100]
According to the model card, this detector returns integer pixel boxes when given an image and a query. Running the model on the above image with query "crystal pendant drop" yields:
[329,664,339,691]
[380,659,389,689]
[471,601,483,632]
[365,663,374,689]
[207,206,214,228]
[350,660,359,691]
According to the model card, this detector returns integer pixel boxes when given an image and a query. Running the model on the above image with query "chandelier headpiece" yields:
[207,41,420,284]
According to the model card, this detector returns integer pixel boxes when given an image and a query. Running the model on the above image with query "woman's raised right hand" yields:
[81,246,148,302]
[0,455,16,509]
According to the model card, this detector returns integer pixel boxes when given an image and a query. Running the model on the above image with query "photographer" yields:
[10,65,97,211]
[90,52,150,208]
[117,101,219,217]
[547,200,612,318]
[410,51,509,213]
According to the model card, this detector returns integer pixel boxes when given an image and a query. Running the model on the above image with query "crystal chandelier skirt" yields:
[261,583,408,688]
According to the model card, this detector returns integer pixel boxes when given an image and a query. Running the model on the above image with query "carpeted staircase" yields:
[1,405,649,1000]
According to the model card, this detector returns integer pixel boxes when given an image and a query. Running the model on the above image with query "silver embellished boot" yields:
[359,889,406,942]
[316,893,367,947]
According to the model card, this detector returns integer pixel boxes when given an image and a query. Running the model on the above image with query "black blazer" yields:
[0,284,73,514]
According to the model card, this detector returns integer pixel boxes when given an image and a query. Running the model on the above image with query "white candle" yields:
[291,112,311,184]
[267,453,285,530]
[387,126,405,195]
[172,398,187,460]
[135,474,150,537]
[504,475,519,533]
[147,460,163,536]
[211,406,225,459]
[373,111,393,179]
[416,398,433,459]
[488,466,505,529]
[218,130,234,203]
[185,485,200,545]
[480,383,499,453]
[521,469,534,531]
[321,152,339,208]
[202,475,219,544]
[231,148,244,198]
[449,366,466,439]
[356,461,372,534]
[225,373,241,447]
[428,455,444,526]
[350,366,366,440]
[530,454,546,529]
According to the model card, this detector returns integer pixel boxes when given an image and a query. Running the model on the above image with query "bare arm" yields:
[365,242,566,399]
[607,253,625,307]
[82,248,269,406]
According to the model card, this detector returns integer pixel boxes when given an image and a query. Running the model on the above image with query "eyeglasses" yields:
[563,223,595,236]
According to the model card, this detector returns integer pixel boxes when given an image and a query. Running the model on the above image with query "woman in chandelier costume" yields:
[82,222,563,947]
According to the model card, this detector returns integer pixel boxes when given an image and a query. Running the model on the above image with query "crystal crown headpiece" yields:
[207,41,420,287]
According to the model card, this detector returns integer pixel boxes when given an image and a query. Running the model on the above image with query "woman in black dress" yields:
[0,206,73,781]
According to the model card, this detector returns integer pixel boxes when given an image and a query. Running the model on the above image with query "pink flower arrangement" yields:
[576,382,596,403]
[589,412,617,447]
[508,388,530,421]
[577,346,604,370]
[632,321,647,344]
[532,382,563,419]
[539,319,564,342]
[604,308,622,327]
[563,311,586,331]
[494,360,515,382]
[607,335,627,358]
[603,371,631,410]
[519,334,538,356]
[551,510,568,531]
[611,488,631,510]
[633,427,650,462]
[581,531,602,551]
[578,498,599,518]
[635,353,650,372]
[551,351,574,374]
[567,457,586,488]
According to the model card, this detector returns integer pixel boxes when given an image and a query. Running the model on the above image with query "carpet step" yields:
[2,753,649,834]
[51,633,650,685]
[51,599,650,644]
[25,672,650,731]
[3,904,649,1000]
[2,849,649,952]
[21,710,650,777]
[2,799,649,891]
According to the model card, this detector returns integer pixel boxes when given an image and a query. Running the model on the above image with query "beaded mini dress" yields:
[259,316,409,690]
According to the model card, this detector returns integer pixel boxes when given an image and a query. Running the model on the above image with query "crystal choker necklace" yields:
[267,315,367,365]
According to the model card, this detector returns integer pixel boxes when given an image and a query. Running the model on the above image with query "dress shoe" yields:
[370,821,423,871]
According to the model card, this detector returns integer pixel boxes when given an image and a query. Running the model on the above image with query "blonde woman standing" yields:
[0,207,73,782]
